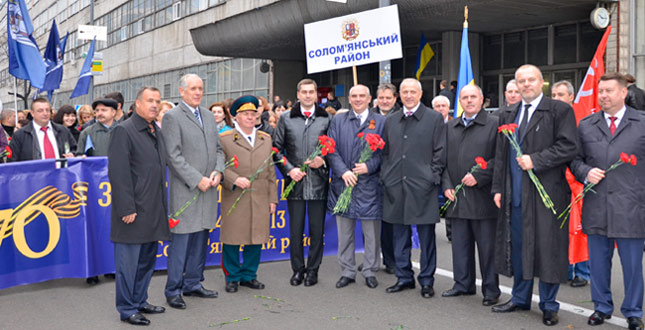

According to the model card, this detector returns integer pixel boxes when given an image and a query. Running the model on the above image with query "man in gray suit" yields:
[163,73,224,309]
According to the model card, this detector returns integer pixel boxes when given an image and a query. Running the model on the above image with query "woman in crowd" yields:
[53,105,80,142]
[267,110,278,128]
[157,101,174,128]
[272,101,286,118]
[209,101,233,133]
[77,105,94,129]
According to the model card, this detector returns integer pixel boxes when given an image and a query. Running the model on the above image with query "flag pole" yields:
[464,6,468,28]
[13,77,18,126]
[352,66,358,86]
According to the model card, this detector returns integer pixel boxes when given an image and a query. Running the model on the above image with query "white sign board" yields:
[78,25,107,41]
[304,5,402,74]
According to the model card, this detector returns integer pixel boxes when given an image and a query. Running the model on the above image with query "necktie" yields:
[463,117,474,127]
[194,108,203,127]
[304,111,312,118]
[406,111,413,117]
[248,136,252,144]
[609,116,617,135]
[148,123,156,136]
[40,126,55,159]
[519,104,531,137]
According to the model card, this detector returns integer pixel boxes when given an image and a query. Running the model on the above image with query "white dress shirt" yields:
[353,109,368,125]
[33,121,60,159]
[518,93,544,124]
[604,106,626,129]
[403,103,421,116]
[182,101,203,126]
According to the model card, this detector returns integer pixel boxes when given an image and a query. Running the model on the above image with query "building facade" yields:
[0,0,642,111]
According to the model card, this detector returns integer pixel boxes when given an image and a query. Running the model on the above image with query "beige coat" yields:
[220,129,278,245]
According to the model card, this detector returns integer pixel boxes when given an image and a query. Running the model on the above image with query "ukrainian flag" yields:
[454,15,474,118]
[414,33,434,80]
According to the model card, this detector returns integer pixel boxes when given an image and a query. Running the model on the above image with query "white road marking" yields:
[411,261,628,328]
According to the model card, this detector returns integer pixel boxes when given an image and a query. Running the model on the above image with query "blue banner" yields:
[0,158,357,290]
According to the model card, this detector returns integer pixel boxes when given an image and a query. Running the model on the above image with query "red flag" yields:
[572,26,612,122]
[567,26,611,265]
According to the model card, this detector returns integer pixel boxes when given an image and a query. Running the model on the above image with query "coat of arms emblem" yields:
[342,19,359,41]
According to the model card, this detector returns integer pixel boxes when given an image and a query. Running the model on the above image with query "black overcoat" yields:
[380,104,446,225]
[571,107,645,238]
[441,110,498,220]
[491,96,578,283]
[108,113,171,244]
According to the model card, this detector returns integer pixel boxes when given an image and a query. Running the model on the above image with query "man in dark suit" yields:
[625,74,645,110]
[163,74,223,309]
[491,64,578,326]
[108,86,171,326]
[9,97,76,161]
[441,84,500,306]
[571,72,645,330]
[381,78,445,298]
[273,78,332,287]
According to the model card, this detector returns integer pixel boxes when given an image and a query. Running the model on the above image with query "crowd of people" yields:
[1,65,645,330]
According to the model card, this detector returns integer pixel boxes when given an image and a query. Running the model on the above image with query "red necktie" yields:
[40,126,56,159]
[609,116,617,135]
[304,111,311,118]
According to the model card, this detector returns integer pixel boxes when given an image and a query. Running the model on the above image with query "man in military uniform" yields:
[219,95,278,293]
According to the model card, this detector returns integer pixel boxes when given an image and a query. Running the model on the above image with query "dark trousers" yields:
[391,223,436,286]
[287,200,326,273]
[114,242,158,320]
[164,230,209,298]
[222,244,262,283]
[588,235,644,318]
[449,217,500,298]
[510,205,560,312]
[380,221,395,268]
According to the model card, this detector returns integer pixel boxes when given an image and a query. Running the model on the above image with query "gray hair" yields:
[0,109,15,121]
[179,73,202,89]
[552,80,575,96]
[376,83,397,96]
[459,84,483,98]
[400,78,422,92]
[349,84,371,96]
[431,95,450,108]
[505,79,518,91]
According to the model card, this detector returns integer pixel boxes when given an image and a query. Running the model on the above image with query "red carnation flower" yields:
[282,156,287,164]
[620,152,630,163]
[233,155,239,168]
[169,218,180,229]
[630,154,638,166]
[272,147,279,154]
[357,132,364,138]
[475,156,487,170]
[4,146,12,159]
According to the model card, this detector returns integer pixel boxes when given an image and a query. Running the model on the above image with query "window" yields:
[554,24,577,64]
[528,28,548,66]
[172,2,182,21]
[503,32,525,69]
[483,35,501,70]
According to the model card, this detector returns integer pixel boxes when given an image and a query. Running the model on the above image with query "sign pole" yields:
[352,66,358,86]
[13,77,18,126]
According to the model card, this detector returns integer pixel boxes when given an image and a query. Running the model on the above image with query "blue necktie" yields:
[463,117,474,126]
[194,108,203,127]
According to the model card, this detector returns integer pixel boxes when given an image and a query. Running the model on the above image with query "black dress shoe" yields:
[543,310,559,326]
[491,300,530,313]
[441,288,475,297]
[588,311,611,326]
[482,296,499,306]
[166,295,186,309]
[123,313,150,326]
[290,271,304,286]
[183,287,218,298]
[240,279,265,289]
[571,276,588,287]
[383,266,395,275]
[335,276,355,288]
[304,272,318,287]
[386,281,415,293]
[86,276,100,285]
[365,276,378,288]
[138,304,165,314]
[628,317,644,330]
[225,281,239,293]
[421,285,434,298]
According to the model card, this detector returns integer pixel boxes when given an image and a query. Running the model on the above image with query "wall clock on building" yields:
[590,7,611,29]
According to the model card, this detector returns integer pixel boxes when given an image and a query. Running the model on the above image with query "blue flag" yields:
[41,20,67,96]
[7,0,46,89]
[70,37,96,99]
[414,33,435,80]
[454,23,474,118]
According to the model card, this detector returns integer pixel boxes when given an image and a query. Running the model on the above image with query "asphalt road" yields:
[0,221,632,330]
